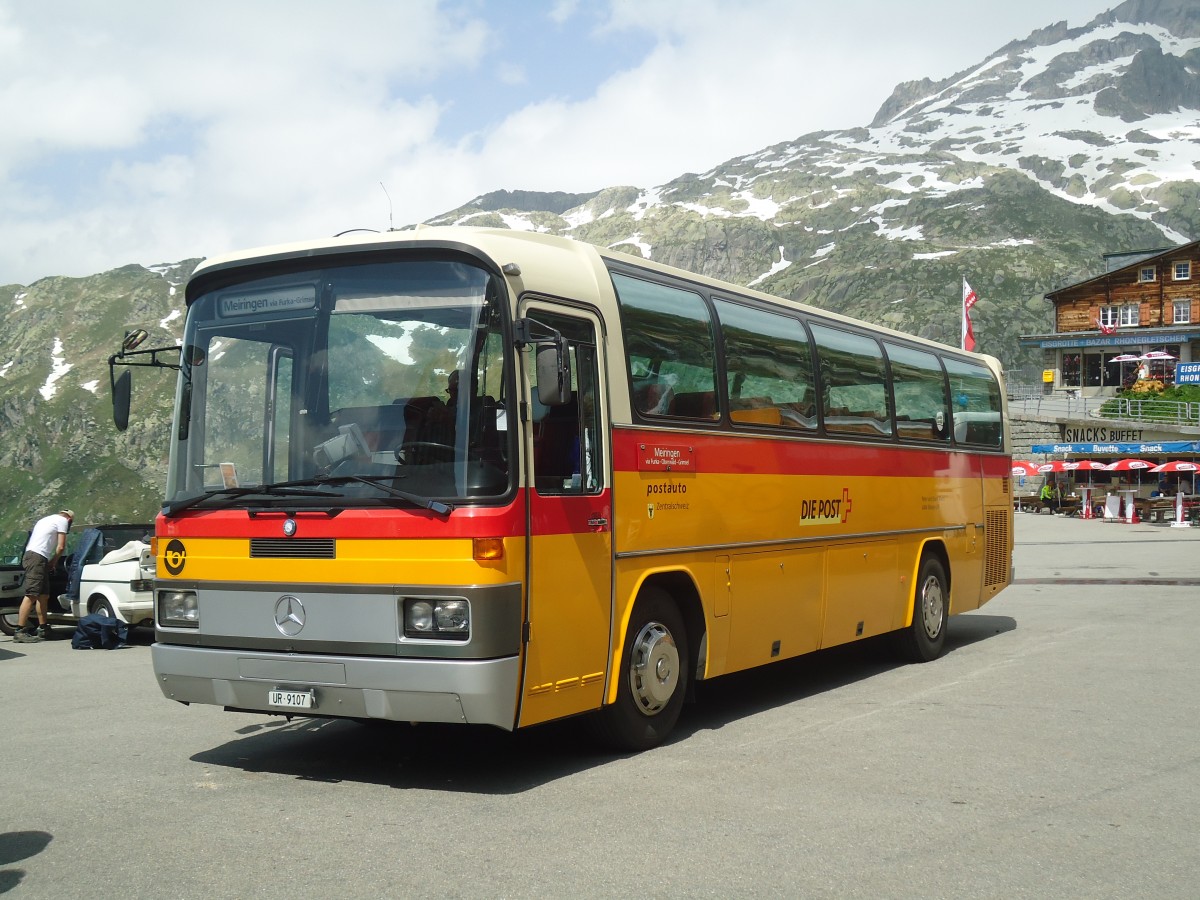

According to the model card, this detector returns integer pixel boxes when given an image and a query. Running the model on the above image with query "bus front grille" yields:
[250,538,336,559]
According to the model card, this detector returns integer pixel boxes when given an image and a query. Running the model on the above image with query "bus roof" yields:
[188,225,1004,375]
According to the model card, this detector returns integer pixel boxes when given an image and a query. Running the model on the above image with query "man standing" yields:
[13,509,73,643]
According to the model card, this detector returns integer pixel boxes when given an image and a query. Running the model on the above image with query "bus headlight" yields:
[404,598,469,640]
[160,590,199,628]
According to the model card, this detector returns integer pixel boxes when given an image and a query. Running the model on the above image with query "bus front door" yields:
[518,306,612,727]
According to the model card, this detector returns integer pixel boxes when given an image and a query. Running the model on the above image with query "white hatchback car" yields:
[75,538,156,626]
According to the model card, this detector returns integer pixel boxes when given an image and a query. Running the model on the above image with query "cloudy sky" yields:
[1,0,1115,286]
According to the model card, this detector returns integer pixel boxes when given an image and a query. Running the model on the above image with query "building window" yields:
[1099,306,1119,328]
[1173,261,1191,281]
[1119,303,1140,327]
[1174,300,1191,324]
[1139,266,1157,283]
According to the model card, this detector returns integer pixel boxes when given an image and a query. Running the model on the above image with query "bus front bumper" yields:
[151,643,520,730]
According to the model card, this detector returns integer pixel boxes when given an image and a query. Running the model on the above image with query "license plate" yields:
[268,689,314,709]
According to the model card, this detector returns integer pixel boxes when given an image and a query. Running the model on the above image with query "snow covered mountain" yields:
[0,0,1197,531]
[431,0,1199,348]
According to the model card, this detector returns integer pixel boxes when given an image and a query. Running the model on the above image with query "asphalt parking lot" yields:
[3,513,1200,898]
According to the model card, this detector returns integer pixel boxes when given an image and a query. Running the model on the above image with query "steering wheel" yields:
[394,441,456,465]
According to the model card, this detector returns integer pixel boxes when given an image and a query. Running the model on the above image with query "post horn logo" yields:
[163,539,187,576]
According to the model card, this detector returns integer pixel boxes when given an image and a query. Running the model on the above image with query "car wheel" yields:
[0,611,20,636]
[89,596,116,619]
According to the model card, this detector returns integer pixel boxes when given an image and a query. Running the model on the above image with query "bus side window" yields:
[714,297,816,431]
[885,342,950,443]
[528,314,603,494]
[809,324,892,437]
[944,358,1004,447]
[611,272,717,421]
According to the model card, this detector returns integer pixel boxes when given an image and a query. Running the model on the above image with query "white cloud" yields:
[0,0,1115,285]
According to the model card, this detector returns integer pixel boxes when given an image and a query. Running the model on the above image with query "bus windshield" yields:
[165,258,513,510]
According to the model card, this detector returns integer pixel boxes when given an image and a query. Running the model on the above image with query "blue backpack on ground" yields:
[72,614,129,650]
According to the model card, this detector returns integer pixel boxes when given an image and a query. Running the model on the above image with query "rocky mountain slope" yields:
[1,0,1197,532]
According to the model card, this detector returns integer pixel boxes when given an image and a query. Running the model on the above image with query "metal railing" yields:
[1007,381,1200,427]
[1007,384,1094,419]
[1097,398,1200,427]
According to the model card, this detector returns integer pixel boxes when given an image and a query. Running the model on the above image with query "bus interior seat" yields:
[633,382,672,416]
[778,402,817,429]
[534,392,578,481]
[896,417,938,441]
[730,406,782,425]
[729,395,776,424]
[668,390,717,419]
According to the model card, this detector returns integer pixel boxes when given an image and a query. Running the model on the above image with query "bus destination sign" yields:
[637,443,695,472]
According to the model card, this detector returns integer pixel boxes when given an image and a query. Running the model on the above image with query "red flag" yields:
[962,278,978,351]
[1096,315,1115,335]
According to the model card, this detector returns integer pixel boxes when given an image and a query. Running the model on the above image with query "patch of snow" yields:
[498,213,543,232]
[39,337,73,400]
[749,246,792,286]
[82,380,99,394]
[610,234,652,259]
[562,206,595,229]
[160,309,181,330]
[913,250,959,260]
[0,360,12,377]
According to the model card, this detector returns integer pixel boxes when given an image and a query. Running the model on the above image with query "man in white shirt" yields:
[13,509,73,643]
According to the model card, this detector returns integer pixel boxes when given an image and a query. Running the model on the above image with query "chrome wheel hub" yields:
[920,575,945,639]
[629,621,679,716]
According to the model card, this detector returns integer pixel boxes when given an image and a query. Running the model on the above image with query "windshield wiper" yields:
[300,474,455,516]
[162,482,343,517]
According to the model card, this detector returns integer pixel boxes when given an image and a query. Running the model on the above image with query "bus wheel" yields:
[595,588,688,751]
[895,556,948,663]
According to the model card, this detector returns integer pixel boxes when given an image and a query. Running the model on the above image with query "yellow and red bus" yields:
[112,227,1013,750]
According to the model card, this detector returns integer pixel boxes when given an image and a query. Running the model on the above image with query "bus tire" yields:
[594,587,688,752]
[895,555,948,663]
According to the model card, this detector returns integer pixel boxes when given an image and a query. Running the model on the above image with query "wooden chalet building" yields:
[1020,240,1200,396]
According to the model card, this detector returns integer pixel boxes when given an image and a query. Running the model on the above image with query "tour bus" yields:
[111,226,1013,750]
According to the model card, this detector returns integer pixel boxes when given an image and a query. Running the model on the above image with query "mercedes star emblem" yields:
[273,595,306,636]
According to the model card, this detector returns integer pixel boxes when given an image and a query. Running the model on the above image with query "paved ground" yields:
[3,514,1199,898]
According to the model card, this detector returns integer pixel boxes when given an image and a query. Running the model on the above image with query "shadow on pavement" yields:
[0,830,53,895]
[190,614,1016,794]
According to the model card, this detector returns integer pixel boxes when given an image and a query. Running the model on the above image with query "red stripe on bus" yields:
[156,502,528,540]
[613,429,1010,478]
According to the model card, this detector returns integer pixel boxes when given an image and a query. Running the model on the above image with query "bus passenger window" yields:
[714,298,816,430]
[809,324,891,437]
[885,342,950,443]
[611,272,717,421]
[944,358,1004,447]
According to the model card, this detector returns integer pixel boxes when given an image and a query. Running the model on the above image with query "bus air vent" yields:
[250,538,336,559]
[983,509,1009,587]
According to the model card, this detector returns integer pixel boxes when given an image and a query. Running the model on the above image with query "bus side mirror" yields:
[112,369,131,432]
[123,329,149,352]
[536,340,571,406]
